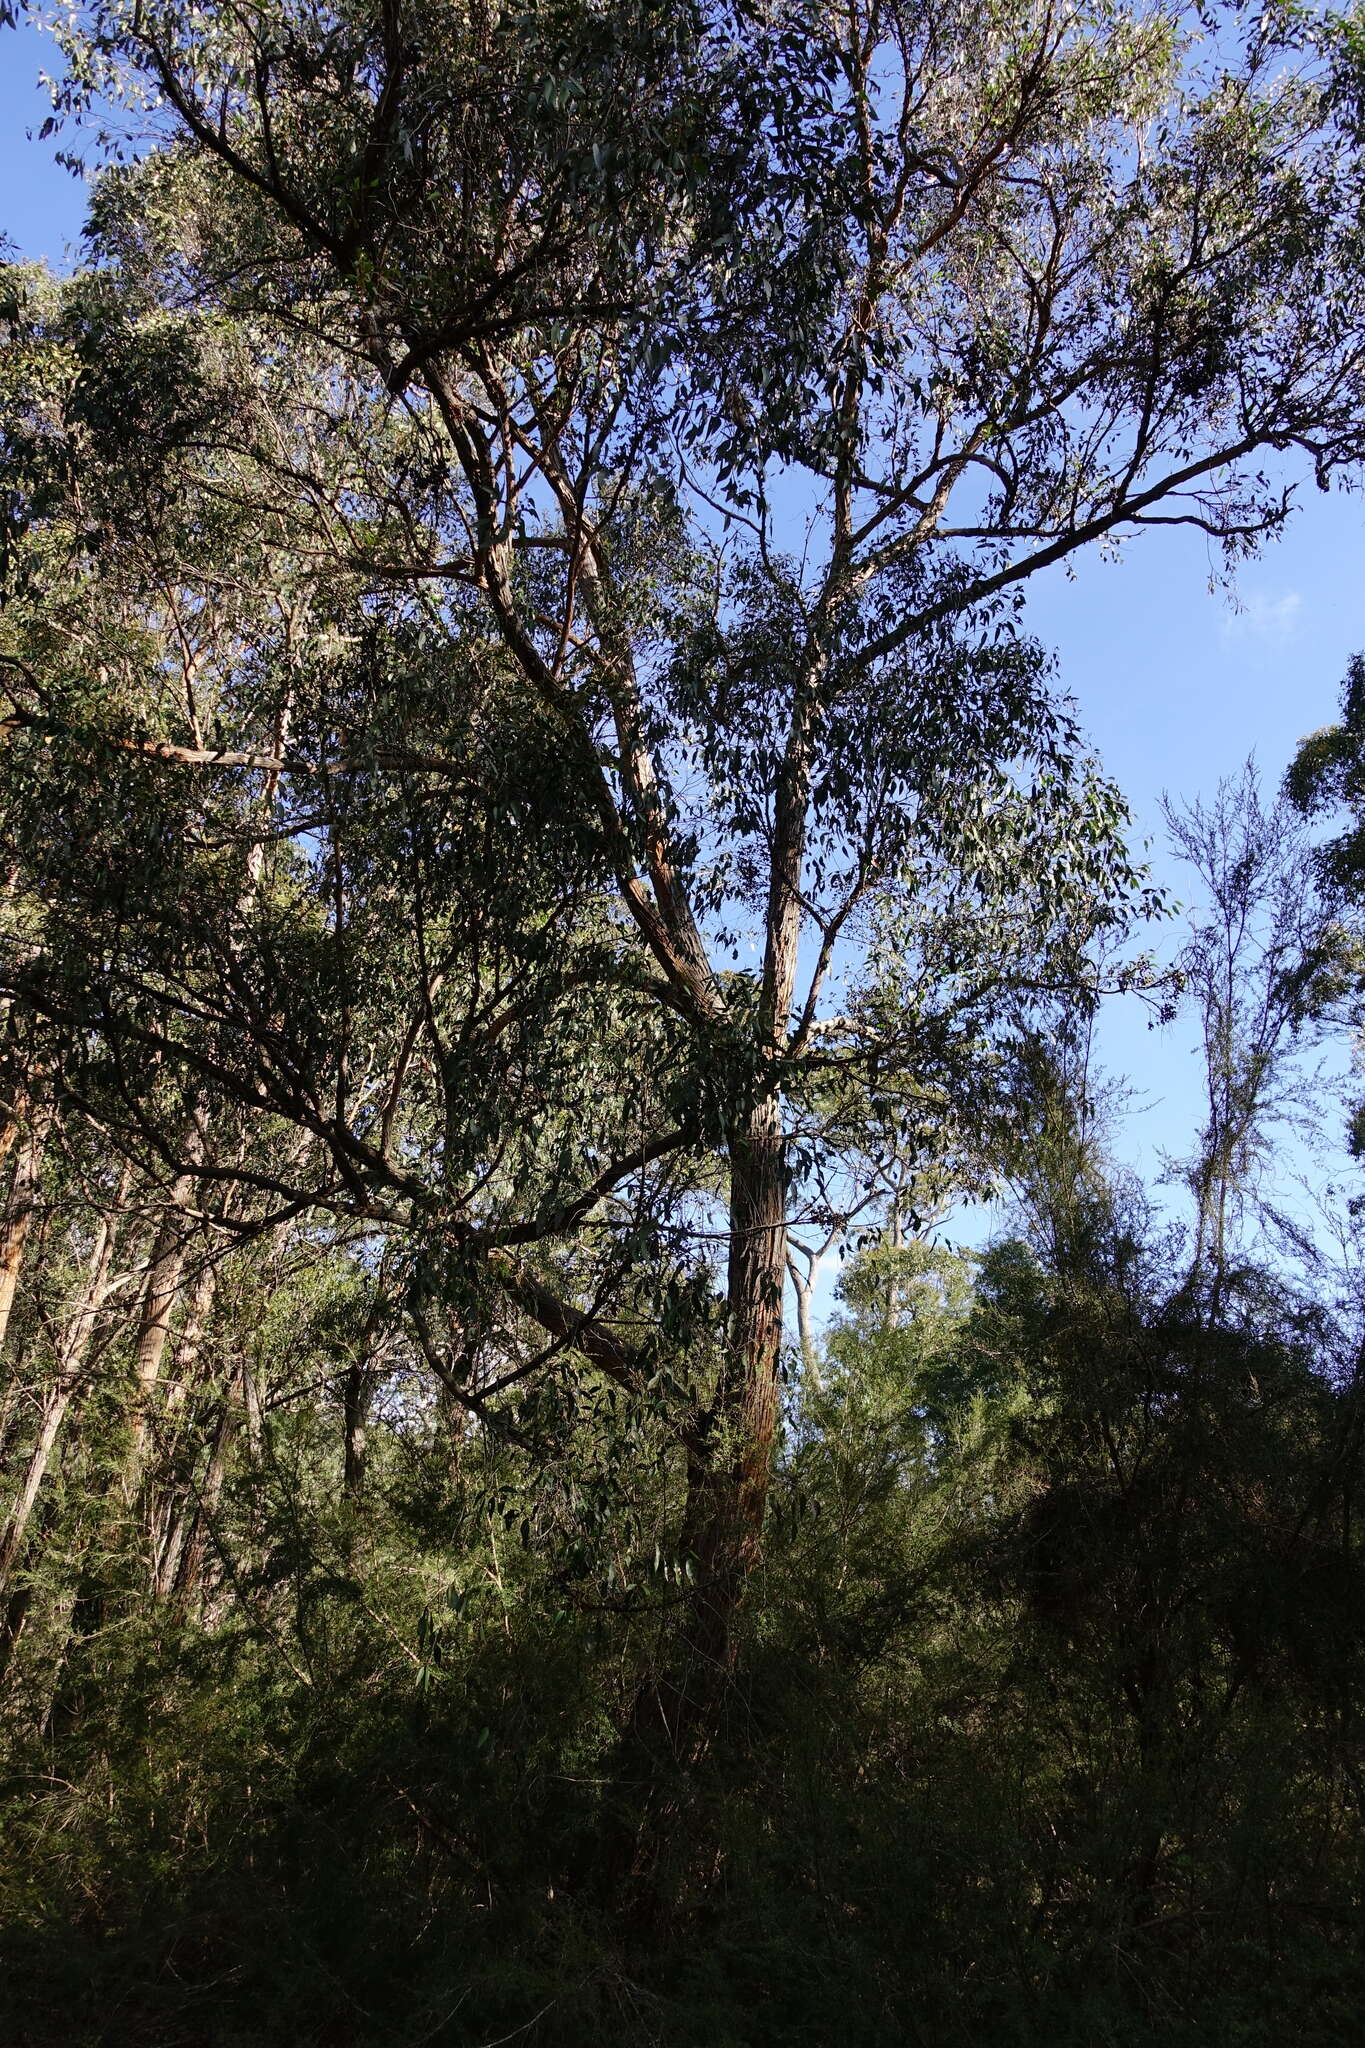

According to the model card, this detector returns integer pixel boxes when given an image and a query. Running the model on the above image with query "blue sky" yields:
[5,14,1365,1275]
[1,22,84,270]
[1026,493,1365,1190]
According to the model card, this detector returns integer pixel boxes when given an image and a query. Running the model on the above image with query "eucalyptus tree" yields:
[7,0,1365,1751]
[1165,770,1362,1306]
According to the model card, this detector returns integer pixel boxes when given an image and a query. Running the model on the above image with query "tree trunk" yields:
[343,1358,371,1502]
[629,683,810,1768]
[717,1092,788,1585]
[123,1127,204,1492]
[0,1099,51,1359]
[149,1261,220,1597]
[162,1374,239,1613]
[788,1255,819,1391]
[342,1299,386,1505]
[603,1093,788,1922]
[633,1092,788,1771]
[160,1258,217,1427]
[0,1201,119,1596]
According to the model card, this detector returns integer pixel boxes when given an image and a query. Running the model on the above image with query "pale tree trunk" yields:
[0,864,34,1180]
[788,1221,849,1396]
[343,1300,389,1505]
[886,1199,903,1328]
[44,1157,211,1725]
[160,1258,217,1428]
[0,1101,53,1462]
[788,1254,819,1390]
[149,1260,219,1597]
[242,1351,264,1465]
[161,1368,240,1612]
[123,1125,205,1492]
[0,1199,121,1596]
[0,1099,51,1361]
[343,1358,371,1502]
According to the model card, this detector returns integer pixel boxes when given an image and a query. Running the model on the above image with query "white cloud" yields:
[1220,590,1302,647]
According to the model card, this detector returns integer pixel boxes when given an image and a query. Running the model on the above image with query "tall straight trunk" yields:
[640,697,812,1764]
[604,1092,789,1924]
[160,1258,217,1427]
[44,1167,203,1725]
[149,1261,219,1597]
[0,867,34,1174]
[0,1200,119,1596]
[342,1302,387,1505]
[160,1372,239,1612]
[682,688,811,1636]
[718,1091,788,1583]
[343,1358,371,1502]
[124,1129,204,1490]
[242,1351,264,1464]
[634,1092,788,1775]
[0,1099,51,1360]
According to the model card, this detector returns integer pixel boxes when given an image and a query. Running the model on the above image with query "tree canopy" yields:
[2,2,1365,2036]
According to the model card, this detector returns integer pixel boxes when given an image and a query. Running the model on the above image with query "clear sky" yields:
[1,21,86,272]
[5,14,1365,1271]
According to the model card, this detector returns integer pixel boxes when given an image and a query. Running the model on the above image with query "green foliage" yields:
[2,3,1365,2039]
[1,1130,1361,2046]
